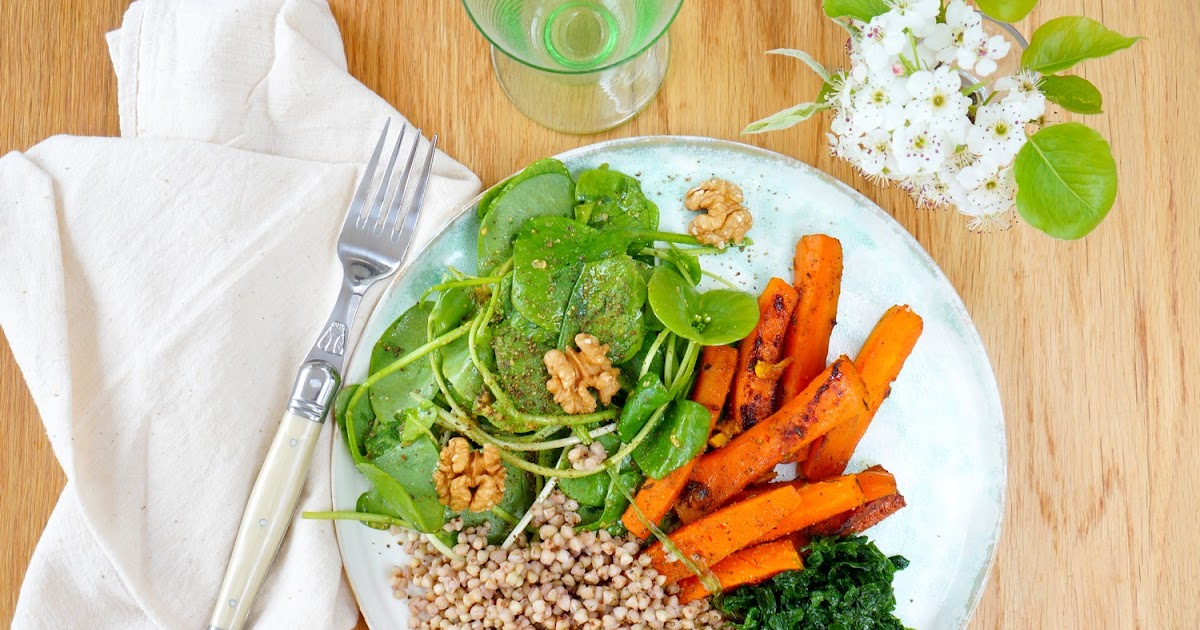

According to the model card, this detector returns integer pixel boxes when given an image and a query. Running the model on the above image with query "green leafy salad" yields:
[305,157,911,629]
[310,158,757,546]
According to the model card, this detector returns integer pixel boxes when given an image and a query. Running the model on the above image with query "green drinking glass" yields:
[462,0,685,134]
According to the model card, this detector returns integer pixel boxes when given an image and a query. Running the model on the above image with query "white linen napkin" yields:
[0,0,481,627]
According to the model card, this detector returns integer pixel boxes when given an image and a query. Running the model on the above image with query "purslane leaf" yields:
[1022,17,1142,74]
[767,48,831,83]
[974,0,1038,23]
[743,102,830,134]
[822,0,888,23]
[1014,123,1117,239]
[1038,74,1103,114]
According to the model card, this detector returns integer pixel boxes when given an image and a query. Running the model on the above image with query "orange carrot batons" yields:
[676,538,805,604]
[675,356,870,522]
[622,345,738,539]
[644,485,801,584]
[853,464,898,501]
[749,474,868,545]
[802,305,922,480]
[780,235,844,404]
[854,305,925,409]
[806,493,907,538]
[719,277,800,438]
[691,345,739,431]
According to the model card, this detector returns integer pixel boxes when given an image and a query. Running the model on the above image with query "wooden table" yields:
[2,1,1196,627]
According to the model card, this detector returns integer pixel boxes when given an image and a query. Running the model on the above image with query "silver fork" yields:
[208,120,438,630]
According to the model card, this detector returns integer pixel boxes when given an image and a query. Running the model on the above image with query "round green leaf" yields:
[974,0,1037,23]
[477,172,576,274]
[1022,17,1141,74]
[647,267,758,345]
[1038,75,1103,115]
[1014,123,1117,240]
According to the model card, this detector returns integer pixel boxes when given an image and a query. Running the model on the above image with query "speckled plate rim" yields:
[330,135,1007,629]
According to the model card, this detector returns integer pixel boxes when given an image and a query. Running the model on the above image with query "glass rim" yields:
[461,0,685,75]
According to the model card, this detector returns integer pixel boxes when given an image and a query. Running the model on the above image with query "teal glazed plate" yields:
[330,137,1006,629]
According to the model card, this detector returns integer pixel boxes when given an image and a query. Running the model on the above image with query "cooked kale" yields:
[717,536,910,630]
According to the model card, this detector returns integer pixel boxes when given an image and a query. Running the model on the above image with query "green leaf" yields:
[334,385,372,456]
[558,255,647,363]
[1038,74,1103,114]
[368,303,437,424]
[573,165,660,232]
[398,407,437,444]
[632,400,710,479]
[647,267,759,345]
[1014,123,1117,239]
[356,454,443,534]
[477,158,571,220]
[822,0,888,23]
[490,313,560,415]
[511,216,629,333]
[1022,17,1141,74]
[767,49,830,83]
[617,373,671,442]
[743,102,830,134]
[477,172,576,274]
[974,0,1038,23]
[577,469,643,532]
[440,330,488,408]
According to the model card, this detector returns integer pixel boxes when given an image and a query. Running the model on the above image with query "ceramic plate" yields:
[330,136,1006,629]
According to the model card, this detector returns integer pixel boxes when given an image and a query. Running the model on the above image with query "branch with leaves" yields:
[748,0,1140,239]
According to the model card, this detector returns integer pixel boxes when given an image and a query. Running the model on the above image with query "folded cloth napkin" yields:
[0,0,481,627]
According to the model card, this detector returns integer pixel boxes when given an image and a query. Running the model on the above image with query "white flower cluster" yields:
[826,0,1047,231]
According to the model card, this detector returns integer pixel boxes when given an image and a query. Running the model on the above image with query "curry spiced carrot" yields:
[676,538,805,604]
[853,464,899,501]
[622,345,738,539]
[718,277,800,439]
[779,235,844,405]
[749,474,869,545]
[806,492,908,538]
[644,485,801,584]
[675,356,869,523]
[802,305,923,480]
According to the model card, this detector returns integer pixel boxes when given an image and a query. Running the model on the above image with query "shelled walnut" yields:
[544,333,621,415]
[684,178,754,247]
[432,438,506,512]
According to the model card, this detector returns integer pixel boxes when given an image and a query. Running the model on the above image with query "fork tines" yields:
[345,120,439,243]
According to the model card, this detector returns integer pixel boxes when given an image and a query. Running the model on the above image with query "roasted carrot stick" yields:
[853,464,898,501]
[807,492,907,538]
[645,485,800,584]
[749,475,867,545]
[692,345,739,431]
[780,235,843,405]
[676,538,805,603]
[622,465,694,540]
[675,356,869,523]
[719,278,800,439]
[802,306,923,480]
[622,345,738,539]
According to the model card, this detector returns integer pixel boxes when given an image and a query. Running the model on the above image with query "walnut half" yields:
[432,438,507,512]
[544,333,621,415]
[684,178,754,248]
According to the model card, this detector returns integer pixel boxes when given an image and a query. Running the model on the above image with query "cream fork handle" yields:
[208,411,323,630]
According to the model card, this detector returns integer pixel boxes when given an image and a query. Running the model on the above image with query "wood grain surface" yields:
[2,1,1197,628]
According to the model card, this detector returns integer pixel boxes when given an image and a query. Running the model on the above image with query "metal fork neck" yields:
[287,273,367,423]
